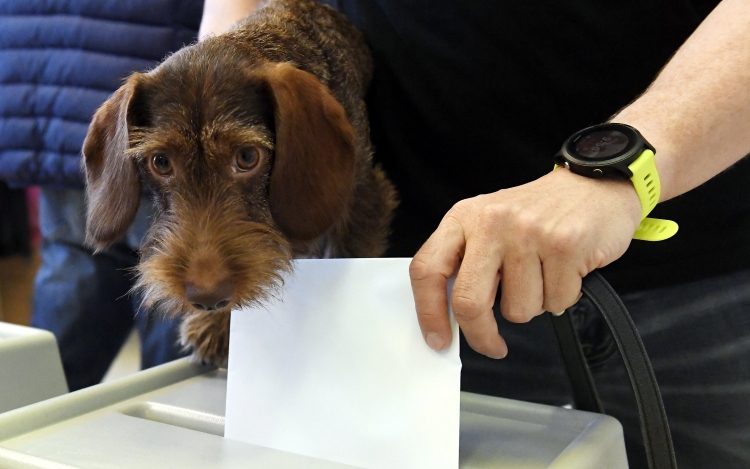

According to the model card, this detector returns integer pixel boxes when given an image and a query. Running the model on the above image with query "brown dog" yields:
[82,0,397,364]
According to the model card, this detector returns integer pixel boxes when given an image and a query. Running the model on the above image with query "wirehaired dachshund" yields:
[82,0,397,364]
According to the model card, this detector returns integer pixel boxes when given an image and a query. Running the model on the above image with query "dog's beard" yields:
[132,202,293,319]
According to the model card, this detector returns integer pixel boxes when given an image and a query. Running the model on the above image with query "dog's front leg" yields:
[180,310,231,367]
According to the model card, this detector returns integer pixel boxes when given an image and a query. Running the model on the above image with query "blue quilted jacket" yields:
[0,0,203,188]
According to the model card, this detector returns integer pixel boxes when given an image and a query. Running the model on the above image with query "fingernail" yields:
[489,347,508,360]
[425,332,446,351]
[550,310,566,316]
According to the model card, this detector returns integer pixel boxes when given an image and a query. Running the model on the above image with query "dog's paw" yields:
[179,311,231,367]
[187,351,229,369]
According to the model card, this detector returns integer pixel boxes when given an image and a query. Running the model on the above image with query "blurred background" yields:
[0,183,139,381]
[0,182,38,326]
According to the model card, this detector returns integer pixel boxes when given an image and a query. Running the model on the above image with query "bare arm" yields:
[412,0,750,358]
[198,0,264,40]
[614,0,750,201]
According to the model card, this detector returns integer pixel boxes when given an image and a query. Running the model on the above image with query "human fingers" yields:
[410,214,465,352]
[451,227,507,359]
[499,251,545,324]
[541,254,584,314]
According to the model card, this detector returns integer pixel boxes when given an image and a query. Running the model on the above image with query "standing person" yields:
[0,0,203,390]
[113,0,750,467]
[380,2,750,468]
[329,1,750,467]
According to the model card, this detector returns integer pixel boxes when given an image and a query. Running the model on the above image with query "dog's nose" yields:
[185,280,234,311]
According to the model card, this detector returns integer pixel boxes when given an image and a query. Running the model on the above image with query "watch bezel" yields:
[555,123,650,178]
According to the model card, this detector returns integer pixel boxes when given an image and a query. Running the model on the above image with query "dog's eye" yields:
[236,147,261,172]
[151,154,172,176]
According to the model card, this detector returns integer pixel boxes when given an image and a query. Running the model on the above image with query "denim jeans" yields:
[32,187,187,391]
[460,269,750,469]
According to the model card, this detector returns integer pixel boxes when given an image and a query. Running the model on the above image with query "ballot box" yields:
[0,322,67,414]
[0,358,627,468]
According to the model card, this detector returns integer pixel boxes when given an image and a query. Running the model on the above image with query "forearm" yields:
[612,0,750,202]
[199,0,264,40]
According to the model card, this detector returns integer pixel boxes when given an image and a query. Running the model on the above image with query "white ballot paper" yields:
[225,258,461,469]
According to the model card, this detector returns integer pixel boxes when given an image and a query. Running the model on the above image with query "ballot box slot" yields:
[120,402,225,436]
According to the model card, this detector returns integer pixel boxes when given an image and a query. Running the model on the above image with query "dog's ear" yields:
[82,73,146,251]
[263,63,356,242]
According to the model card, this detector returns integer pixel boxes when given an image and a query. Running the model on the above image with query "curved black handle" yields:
[549,271,677,469]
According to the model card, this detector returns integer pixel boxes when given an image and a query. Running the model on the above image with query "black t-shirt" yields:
[328,0,744,294]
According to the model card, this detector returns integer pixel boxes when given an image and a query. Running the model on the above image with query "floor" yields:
[0,251,142,384]
[0,253,39,326]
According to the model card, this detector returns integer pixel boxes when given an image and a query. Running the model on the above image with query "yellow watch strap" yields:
[627,149,678,241]
[628,149,660,220]
[633,217,679,241]
[552,149,678,242]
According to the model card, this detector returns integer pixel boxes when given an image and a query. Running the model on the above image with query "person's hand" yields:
[409,167,643,358]
[199,0,263,40]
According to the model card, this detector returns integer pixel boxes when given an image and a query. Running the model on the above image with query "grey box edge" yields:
[0,357,211,442]
[0,323,68,414]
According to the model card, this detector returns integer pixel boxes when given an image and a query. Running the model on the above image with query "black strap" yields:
[549,308,604,414]
[549,271,677,469]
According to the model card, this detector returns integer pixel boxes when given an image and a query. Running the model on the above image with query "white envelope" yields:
[225,258,461,469]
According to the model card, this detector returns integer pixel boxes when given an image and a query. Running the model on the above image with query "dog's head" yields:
[82,42,356,315]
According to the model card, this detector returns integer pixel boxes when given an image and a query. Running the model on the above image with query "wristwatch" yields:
[554,123,678,241]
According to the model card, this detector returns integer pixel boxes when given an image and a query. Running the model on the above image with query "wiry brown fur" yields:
[82,0,397,364]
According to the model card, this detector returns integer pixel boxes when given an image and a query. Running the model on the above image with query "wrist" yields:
[550,165,643,229]
[610,107,679,203]
[555,121,679,240]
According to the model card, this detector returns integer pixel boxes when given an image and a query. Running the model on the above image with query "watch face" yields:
[573,130,630,160]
